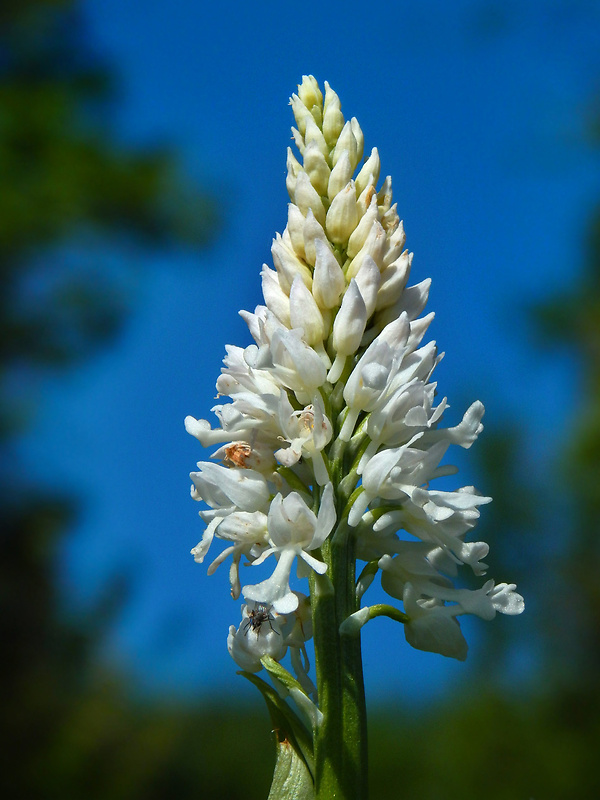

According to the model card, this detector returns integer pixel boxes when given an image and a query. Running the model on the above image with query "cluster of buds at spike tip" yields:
[186,75,523,692]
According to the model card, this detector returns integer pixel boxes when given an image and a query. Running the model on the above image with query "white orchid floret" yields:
[370,486,491,575]
[243,484,336,614]
[399,576,523,660]
[274,391,332,485]
[216,343,282,398]
[340,314,411,441]
[365,380,443,445]
[227,600,288,673]
[198,509,270,599]
[268,327,328,402]
[420,399,485,450]
[349,436,455,526]
[271,232,313,294]
[402,582,469,661]
[190,462,270,517]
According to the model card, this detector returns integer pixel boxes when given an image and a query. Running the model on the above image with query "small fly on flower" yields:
[243,604,279,636]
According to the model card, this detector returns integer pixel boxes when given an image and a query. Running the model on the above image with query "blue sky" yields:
[18,0,600,702]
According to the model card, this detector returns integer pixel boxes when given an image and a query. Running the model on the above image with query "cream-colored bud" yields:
[377,176,393,214]
[271,233,313,294]
[332,121,358,171]
[323,82,344,147]
[376,277,430,331]
[289,275,325,346]
[297,75,323,112]
[376,251,412,310]
[261,265,291,327]
[355,147,381,196]
[304,116,329,159]
[286,147,302,200]
[357,183,378,216]
[381,202,399,233]
[328,279,368,384]
[350,117,364,164]
[354,254,381,318]
[347,195,379,258]
[312,239,346,309]
[294,171,326,226]
[323,80,341,113]
[326,181,359,244]
[303,141,330,196]
[286,204,306,260]
[291,127,305,156]
[346,221,386,280]
[303,208,330,267]
[327,150,353,200]
[290,93,312,137]
[333,279,367,356]
[382,220,406,267]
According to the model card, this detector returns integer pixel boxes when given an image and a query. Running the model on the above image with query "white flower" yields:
[186,75,523,677]
[242,484,335,613]
[227,601,288,672]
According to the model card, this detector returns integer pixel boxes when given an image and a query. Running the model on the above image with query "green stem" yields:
[311,523,368,800]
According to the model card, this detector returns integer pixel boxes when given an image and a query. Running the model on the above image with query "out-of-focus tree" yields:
[0,1,224,796]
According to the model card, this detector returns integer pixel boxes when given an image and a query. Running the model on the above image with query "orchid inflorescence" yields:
[185,75,523,798]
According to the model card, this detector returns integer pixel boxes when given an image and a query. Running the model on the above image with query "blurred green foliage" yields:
[2,1,600,798]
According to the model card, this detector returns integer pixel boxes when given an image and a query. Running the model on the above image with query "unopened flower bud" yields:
[304,116,329,160]
[303,140,330,196]
[286,147,301,199]
[377,175,393,213]
[290,93,312,137]
[347,194,379,258]
[332,120,359,171]
[326,181,359,244]
[323,82,345,146]
[381,202,399,233]
[294,171,326,226]
[382,220,407,267]
[261,265,291,326]
[312,239,345,309]
[346,221,386,279]
[376,251,412,310]
[327,150,353,200]
[350,117,364,163]
[272,233,313,294]
[291,127,305,157]
[328,279,367,383]
[355,147,381,196]
[303,209,330,267]
[286,203,306,260]
[297,75,323,112]
[289,275,326,346]
[354,254,381,318]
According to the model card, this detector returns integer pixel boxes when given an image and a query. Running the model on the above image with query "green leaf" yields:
[240,671,315,784]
